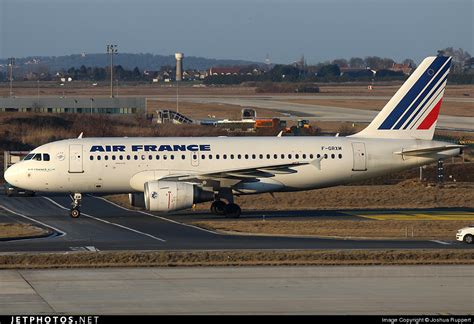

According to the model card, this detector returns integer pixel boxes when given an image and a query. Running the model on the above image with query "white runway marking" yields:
[42,196,167,243]
[0,204,66,237]
[93,195,221,235]
[430,240,452,245]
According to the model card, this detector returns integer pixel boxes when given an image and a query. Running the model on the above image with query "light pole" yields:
[8,57,15,97]
[106,44,118,98]
[90,98,94,114]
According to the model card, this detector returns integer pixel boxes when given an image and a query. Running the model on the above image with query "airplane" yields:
[4,55,464,219]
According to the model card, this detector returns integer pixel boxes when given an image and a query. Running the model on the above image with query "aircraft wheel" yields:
[224,203,241,219]
[211,200,227,215]
[70,208,81,218]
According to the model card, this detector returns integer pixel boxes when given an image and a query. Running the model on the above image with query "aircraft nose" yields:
[4,163,23,186]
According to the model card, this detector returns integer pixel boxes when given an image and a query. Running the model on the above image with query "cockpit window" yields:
[33,154,42,161]
[23,154,35,161]
[43,154,50,161]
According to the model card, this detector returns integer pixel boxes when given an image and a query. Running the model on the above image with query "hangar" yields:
[0,97,145,114]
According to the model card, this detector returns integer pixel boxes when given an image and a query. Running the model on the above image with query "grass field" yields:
[1,82,471,98]
[0,223,49,239]
[192,219,471,241]
[0,250,473,269]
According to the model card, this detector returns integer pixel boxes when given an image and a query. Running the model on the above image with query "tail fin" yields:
[351,56,452,140]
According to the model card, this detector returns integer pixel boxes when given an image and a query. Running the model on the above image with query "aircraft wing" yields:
[394,144,465,156]
[159,161,310,187]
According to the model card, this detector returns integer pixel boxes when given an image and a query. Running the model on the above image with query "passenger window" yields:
[43,154,50,161]
[274,154,278,159]
[201,155,206,159]
[288,154,292,159]
[230,154,234,159]
[259,154,263,159]
[331,154,335,159]
[112,155,116,161]
[134,155,138,160]
[317,154,321,159]
[324,154,328,159]
[338,154,343,159]
[245,154,249,159]
[97,156,102,161]
[223,154,227,159]
[127,155,130,160]
[302,154,306,159]
[171,155,175,160]
[163,155,167,160]
[181,155,186,160]
[89,156,94,161]
[216,154,220,159]
[105,155,109,161]
[310,154,314,159]
[281,154,285,159]
[209,155,213,160]
[119,155,123,160]
[252,154,256,159]
[156,155,160,160]
[295,154,299,159]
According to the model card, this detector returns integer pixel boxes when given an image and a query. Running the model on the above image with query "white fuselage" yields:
[5,136,459,195]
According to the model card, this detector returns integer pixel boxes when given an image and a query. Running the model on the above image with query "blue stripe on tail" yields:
[378,56,449,130]
[393,58,451,129]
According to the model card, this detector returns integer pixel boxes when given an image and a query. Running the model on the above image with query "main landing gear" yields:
[210,200,241,218]
[70,193,82,218]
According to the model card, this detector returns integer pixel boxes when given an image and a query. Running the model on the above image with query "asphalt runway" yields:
[0,193,473,253]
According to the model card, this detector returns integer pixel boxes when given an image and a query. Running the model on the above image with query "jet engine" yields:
[144,180,214,212]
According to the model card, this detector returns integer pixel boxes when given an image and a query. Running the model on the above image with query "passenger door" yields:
[69,144,84,173]
[352,142,367,171]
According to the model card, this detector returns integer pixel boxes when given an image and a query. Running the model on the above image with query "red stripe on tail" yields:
[417,98,443,130]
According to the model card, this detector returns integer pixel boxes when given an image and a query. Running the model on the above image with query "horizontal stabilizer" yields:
[394,145,464,156]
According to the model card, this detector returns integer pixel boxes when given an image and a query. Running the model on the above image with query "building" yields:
[0,97,145,114]
[207,67,242,76]
[389,63,413,75]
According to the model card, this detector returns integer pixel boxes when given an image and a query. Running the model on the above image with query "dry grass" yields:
[193,220,470,240]
[0,250,473,269]
[0,223,49,239]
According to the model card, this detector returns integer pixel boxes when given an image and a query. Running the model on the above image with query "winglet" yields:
[77,132,83,139]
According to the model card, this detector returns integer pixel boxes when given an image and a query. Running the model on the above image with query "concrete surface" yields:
[0,265,472,314]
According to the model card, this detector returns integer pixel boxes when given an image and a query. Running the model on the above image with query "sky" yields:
[0,0,472,64]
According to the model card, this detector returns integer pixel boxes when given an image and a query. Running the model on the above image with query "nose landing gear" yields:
[70,193,82,218]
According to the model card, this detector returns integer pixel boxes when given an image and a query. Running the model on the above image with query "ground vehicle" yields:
[456,226,474,244]
[4,182,35,197]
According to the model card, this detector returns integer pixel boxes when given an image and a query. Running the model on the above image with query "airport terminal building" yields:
[0,97,145,114]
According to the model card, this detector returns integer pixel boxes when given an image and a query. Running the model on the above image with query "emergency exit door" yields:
[69,144,84,173]
[352,142,367,171]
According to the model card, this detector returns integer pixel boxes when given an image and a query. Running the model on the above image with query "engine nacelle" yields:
[128,193,146,208]
[144,180,214,212]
